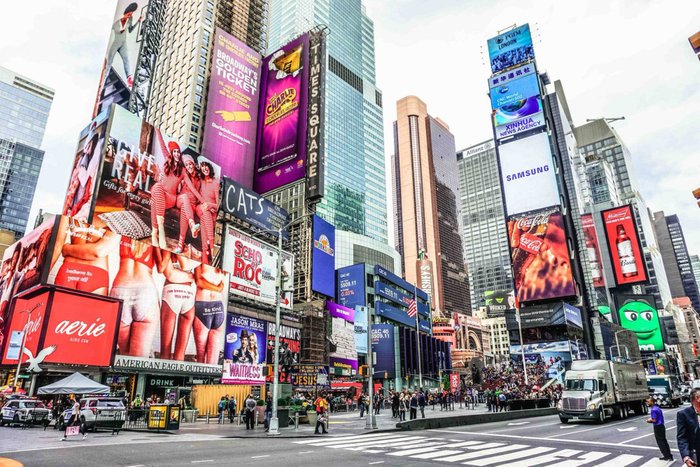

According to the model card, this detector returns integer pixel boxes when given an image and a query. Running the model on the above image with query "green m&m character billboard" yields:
[616,295,664,351]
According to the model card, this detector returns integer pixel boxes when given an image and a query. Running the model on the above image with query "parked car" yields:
[680,384,691,402]
[0,399,50,427]
[57,397,126,432]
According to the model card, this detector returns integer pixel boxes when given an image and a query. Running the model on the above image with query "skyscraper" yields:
[691,255,700,293]
[392,95,470,317]
[456,140,512,312]
[267,0,388,243]
[0,66,54,238]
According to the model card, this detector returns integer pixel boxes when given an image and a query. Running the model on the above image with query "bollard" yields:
[206,410,210,424]
[294,413,299,431]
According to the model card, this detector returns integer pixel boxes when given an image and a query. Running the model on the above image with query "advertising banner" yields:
[615,294,663,351]
[417,259,434,306]
[265,322,300,374]
[290,364,330,391]
[223,313,267,384]
[490,73,540,109]
[306,31,326,200]
[374,265,428,301]
[221,177,289,239]
[93,0,150,116]
[222,225,294,309]
[601,205,648,286]
[337,264,365,308]
[493,96,543,127]
[450,373,460,392]
[328,301,357,371]
[484,290,515,316]
[375,301,430,332]
[354,306,368,354]
[487,23,535,74]
[495,111,545,140]
[1,291,50,366]
[563,303,583,329]
[508,207,576,302]
[311,215,335,297]
[202,28,261,187]
[499,132,559,216]
[254,34,310,193]
[327,301,354,322]
[372,324,396,378]
[329,356,358,373]
[93,105,223,263]
[509,341,570,379]
[46,215,230,364]
[488,63,536,89]
[581,213,605,287]
[63,110,110,221]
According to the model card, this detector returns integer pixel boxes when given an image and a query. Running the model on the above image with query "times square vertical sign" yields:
[306,30,327,201]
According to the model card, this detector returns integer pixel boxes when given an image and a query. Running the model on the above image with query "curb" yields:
[396,408,557,431]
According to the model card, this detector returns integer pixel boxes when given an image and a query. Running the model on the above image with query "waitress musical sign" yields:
[222,313,267,385]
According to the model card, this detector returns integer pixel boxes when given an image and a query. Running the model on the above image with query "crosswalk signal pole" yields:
[366,309,377,430]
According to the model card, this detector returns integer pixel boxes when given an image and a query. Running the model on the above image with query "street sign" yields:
[16,374,30,380]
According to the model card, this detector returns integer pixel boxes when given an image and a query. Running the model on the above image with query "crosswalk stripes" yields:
[293,433,671,466]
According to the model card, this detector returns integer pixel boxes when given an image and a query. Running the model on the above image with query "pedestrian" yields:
[358,392,366,418]
[498,391,507,412]
[409,392,418,420]
[646,397,673,461]
[61,396,86,441]
[217,396,227,424]
[418,389,426,419]
[264,395,272,432]
[391,391,399,419]
[677,388,700,466]
[244,394,257,430]
[314,393,329,434]
[228,395,237,423]
[399,393,407,421]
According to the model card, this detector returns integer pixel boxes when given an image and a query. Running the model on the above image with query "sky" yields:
[1,1,699,256]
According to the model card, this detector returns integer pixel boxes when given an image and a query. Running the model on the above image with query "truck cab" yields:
[647,375,682,407]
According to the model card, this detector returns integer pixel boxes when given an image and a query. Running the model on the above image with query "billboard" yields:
[581,213,605,287]
[490,73,540,109]
[615,294,663,352]
[354,306,368,354]
[337,264,365,308]
[498,131,559,216]
[508,207,576,302]
[63,110,110,221]
[601,205,648,286]
[222,226,293,309]
[265,322,300,383]
[93,105,223,263]
[306,31,327,200]
[46,215,230,364]
[417,259,434,306]
[328,301,357,372]
[493,96,543,127]
[222,313,267,385]
[1,291,50,367]
[93,0,149,116]
[202,28,262,187]
[372,324,395,378]
[488,63,535,89]
[487,23,535,74]
[484,290,515,316]
[495,112,545,140]
[221,177,289,239]
[311,215,335,297]
[509,341,570,379]
[254,34,310,193]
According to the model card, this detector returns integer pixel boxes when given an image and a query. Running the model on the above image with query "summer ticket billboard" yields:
[601,205,647,286]
[508,207,576,303]
[201,28,261,187]
[254,34,310,193]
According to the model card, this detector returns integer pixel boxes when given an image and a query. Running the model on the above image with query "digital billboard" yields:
[265,322,300,381]
[311,215,335,297]
[490,73,540,109]
[254,34,310,193]
[601,205,648,286]
[63,110,110,221]
[372,324,395,378]
[306,31,327,200]
[93,0,150,116]
[581,213,605,287]
[93,105,222,263]
[488,63,535,89]
[46,215,230,364]
[328,301,357,372]
[615,294,663,351]
[508,207,576,303]
[354,306,368,354]
[1,291,50,367]
[202,28,261,187]
[337,263,365,308]
[495,112,545,140]
[222,225,293,309]
[223,313,267,385]
[498,132,559,216]
[221,177,289,239]
[493,96,543,127]
[487,23,535,74]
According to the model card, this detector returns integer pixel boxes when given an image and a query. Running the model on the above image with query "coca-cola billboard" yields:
[601,205,648,286]
[581,214,605,287]
[508,207,576,303]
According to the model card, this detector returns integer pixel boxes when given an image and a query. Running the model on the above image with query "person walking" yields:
[244,394,257,430]
[418,389,426,419]
[398,393,407,421]
[217,396,227,424]
[264,395,272,432]
[314,393,329,434]
[409,392,418,420]
[391,391,400,419]
[61,397,86,441]
[358,392,366,419]
[646,397,673,461]
[228,395,237,424]
[677,387,700,466]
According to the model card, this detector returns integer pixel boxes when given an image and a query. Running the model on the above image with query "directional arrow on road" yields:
[560,425,577,429]
[507,422,530,426]
[617,427,638,432]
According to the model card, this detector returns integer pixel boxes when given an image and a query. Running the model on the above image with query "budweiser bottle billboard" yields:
[601,205,647,286]
[581,213,604,287]
[615,225,638,278]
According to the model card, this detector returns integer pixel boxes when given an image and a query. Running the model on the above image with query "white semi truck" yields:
[557,360,649,424]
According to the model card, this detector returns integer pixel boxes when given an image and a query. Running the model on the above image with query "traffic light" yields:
[6,371,14,388]
[359,365,368,377]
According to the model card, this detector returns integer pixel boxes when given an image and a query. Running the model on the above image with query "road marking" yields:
[298,451,314,454]
[250,455,270,459]
[617,427,637,432]
[191,461,214,464]
[545,451,612,467]
[468,447,556,466]
[294,433,399,444]
[410,450,464,459]
[594,454,643,466]
[499,448,583,466]
[507,422,530,426]
[299,434,408,447]
[559,425,577,429]
[326,436,426,449]
[620,424,676,444]
[435,444,525,462]
[368,462,384,465]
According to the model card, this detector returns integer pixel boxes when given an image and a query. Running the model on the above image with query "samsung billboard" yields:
[498,132,560,216]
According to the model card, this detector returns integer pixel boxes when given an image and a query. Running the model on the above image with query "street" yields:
[0,407,683,466]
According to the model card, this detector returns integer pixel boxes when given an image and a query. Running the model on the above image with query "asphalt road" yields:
[0,406,684,466]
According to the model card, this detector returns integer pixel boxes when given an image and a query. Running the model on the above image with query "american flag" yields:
[407,299,417,318]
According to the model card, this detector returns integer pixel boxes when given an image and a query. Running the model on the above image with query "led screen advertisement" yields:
[581,213,605,287]
[202,28,262,187]
[495,112,545,140]
[46,215,230,365]
[93,0,149,117]
[63,110,110,221]
[615,294,663,352]
[508,207,576,303]
[93,105,222,264]
[354,306,368,354]
[265,322,300,383]
[221,177,289,239]
[498,132,559,216]
[1,291,50,367]
[311,215,335,297]
[487,23,535,74]
[222,313,267,385]
[601,205,648,286]
[254,34,310,193]
[337,263,366,309]
[493,96,543,127]
[490,73,540,109]
[328,301,357,372]
[222,225,294,309]
[372,324,395,378]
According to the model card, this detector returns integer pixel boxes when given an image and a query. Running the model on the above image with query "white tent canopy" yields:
[37,372,109,395]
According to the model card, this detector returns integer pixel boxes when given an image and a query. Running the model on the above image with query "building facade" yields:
[691,255,700,293]
[335,230,401,274]
[392,95,470,318]
[0,66,53,238]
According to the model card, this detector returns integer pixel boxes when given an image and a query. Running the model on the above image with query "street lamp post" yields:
[613,330,630,361]
[365,310,377,430]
